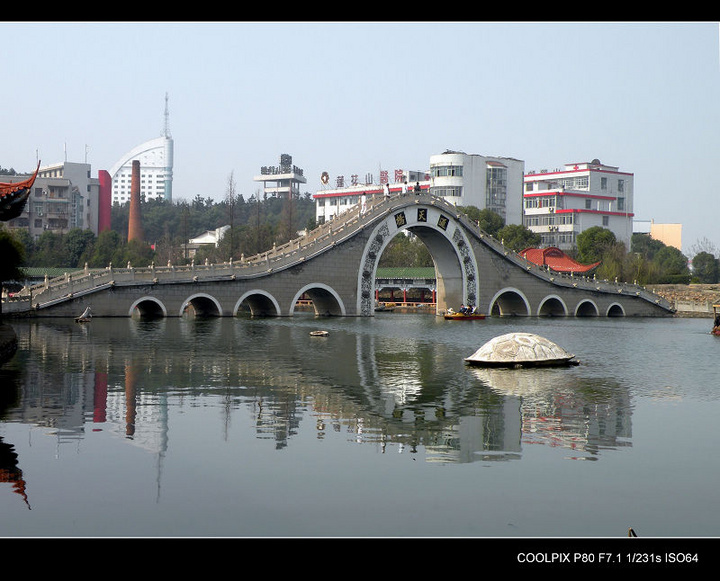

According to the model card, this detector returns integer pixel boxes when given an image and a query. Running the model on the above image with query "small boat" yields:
[0,162,40,221]
[444,309,486,320]
[712,304,720,336]
[309,330,328,337]
[75,306,92,323]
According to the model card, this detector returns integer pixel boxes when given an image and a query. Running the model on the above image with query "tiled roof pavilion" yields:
[519,247,600,274]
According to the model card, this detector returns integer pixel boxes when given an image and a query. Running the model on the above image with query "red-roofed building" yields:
[519,246,600,274]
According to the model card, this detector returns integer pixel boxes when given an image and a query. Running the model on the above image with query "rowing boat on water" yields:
[444,311,486,320]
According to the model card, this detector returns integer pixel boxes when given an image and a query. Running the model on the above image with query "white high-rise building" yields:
[523,159,634,251]
[108,95,174,205]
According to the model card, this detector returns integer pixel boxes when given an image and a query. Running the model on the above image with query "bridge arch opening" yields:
[607,302,625,317]
[358,206,479,315]
[234,290,281,317]
[180,293,222,318]
[406,225,467,312]
[575,299,599,317]
[129,297,167,319]
[538,295,569,317]
[489,288,531,317]
[290,283,345,316]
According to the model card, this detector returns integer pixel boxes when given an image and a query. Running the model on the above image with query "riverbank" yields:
[648,284,720,317]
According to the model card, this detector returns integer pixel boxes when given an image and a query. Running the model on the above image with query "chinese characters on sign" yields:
[331,170,406,188]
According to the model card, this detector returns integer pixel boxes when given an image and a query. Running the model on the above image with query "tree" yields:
[379,233,433,267]
[122,239,155,267]
[29,231,65,267]
[496,224,541,252]
[691,251,720,283]
[595,240,628,281]
[631,233,665,261]
[654,246,690,283]
[0,228,26,317]
[689,236,719,259]
[87,230,125,267]
[458,206,504,236]
[576,226,617,264]
[64,228,96,268]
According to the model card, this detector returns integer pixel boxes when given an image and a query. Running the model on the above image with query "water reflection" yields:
[471,367,631,460]
[0,316,634,475]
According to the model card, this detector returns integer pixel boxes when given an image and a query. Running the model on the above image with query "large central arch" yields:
[357,203,478,315]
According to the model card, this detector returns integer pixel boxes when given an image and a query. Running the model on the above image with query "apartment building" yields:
[523,159,634,251]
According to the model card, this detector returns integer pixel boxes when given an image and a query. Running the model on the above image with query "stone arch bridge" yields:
[6,193,674,319]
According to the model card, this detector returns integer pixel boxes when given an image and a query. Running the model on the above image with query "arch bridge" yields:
[6,193,674,319]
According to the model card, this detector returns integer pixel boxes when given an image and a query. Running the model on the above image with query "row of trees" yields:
[12,186,317,269]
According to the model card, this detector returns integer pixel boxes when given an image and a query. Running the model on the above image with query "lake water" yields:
[0,312,718,539]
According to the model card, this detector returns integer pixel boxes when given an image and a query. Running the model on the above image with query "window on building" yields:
[431,165,463,178]
[431,186,462,197]
[486,166,507,212]
[602,216,609,226]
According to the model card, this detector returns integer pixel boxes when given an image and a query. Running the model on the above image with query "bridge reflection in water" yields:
[5,193,673,319]
[0,317,632,467]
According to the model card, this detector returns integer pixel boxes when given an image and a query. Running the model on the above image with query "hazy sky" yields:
[2,21,718,254]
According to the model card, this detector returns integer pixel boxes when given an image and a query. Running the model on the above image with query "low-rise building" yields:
[523,159,634,251]
[4,161,100,239]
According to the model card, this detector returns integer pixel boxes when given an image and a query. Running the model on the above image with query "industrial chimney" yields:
[127,160,144,242]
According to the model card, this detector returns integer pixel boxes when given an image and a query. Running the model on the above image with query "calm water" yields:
[0,312,718,538]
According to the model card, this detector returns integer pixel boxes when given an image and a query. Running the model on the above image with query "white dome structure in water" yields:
[465,332,578,368]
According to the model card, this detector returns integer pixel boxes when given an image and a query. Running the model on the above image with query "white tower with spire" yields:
[108,93,175,204]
